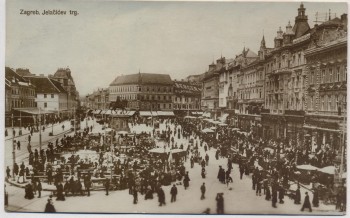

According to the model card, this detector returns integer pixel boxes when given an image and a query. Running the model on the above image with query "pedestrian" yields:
[239,164,244,180]
[183,171,190,190]
[279,185,285,204]
[272,186,277,208]
[37,180,42,198]
[205,153,209,166]
[133,188,138,204]
[170,184,178,202]
[200,182,206,200]
[312,187,319,207]
[62,125,65,131]
[201,167,206,179]
[216,193,224,214]
[105,179,110,196]
[158,187,166,206]
[265,185,271,201]
[294,185,301,204]
[44,198,56,213]
[24,183,34,200]
[85,177,91,197]
[56,182,65,201]
[6,166,11,178]
[17,140,21,150]
[256,179,262,196]
[301,192,312,212]
[28,135,31,143]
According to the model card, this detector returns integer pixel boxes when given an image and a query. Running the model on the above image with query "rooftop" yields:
[110,73,173,86]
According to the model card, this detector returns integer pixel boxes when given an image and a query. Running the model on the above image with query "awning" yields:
[219,113,229,122]
[191,111,204,115]
[14,108,55,115]
[140,111,154,116]
[157,111,175,116]
[110,110,136,117]
[203,112,211,118]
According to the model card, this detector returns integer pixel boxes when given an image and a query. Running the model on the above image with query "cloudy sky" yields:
[5,0,347,96]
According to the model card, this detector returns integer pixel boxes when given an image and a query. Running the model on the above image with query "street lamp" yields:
[11,109,16,181]
[39,107,42,151]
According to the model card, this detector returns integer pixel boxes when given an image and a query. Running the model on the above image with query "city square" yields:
[3,0,348,216]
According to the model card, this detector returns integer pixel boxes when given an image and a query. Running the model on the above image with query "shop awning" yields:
[157,111,175,116]
[203,112,211,118]
[14,108,55,115]
[140,111,154,116]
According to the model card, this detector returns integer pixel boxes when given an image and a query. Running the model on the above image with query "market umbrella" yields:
[319,166,336,174]
[117,131,128,135]
[296,164,320,171]
[231,128,239,131]
[202,128,214,133]
[212,120,221,125]
[184,116,196,119]
[210,126,217,130]
[218,123,228,126]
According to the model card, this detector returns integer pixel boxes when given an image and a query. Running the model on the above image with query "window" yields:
[328,96,332,111]
[345,66,347,81]
[337,67,340,82]
[51,94,54,98]
[310,72,314,84]
[44,94,47,98]
[44,102,47,108]
[321,69,325,83]
[329,68,333,83]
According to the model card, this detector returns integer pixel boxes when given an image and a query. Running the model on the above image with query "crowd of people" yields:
[5,114,347,214]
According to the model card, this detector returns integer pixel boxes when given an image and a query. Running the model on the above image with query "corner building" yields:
[109,73,174,111]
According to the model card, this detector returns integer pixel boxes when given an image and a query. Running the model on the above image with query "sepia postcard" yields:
[3,0,348,215]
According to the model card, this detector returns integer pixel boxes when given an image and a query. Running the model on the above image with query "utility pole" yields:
[11,112,15,181]
[39,108,42,151]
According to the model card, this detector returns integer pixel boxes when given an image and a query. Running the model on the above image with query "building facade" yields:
[85,89,109,110]
[303,13,347,153]
[26,76,68,113]
[5,67,36,126]
[173,80,201,116]
[201,57,227,118]
[236,48,263,134]
[109,73,174,111]
[48,68,80,111]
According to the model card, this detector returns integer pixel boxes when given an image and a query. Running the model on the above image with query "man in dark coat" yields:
[158,187,166,206]
[133,188,138,204]
[205,153,209,166]
[216,193,224,214]
[85,177,91,197]
[272,185,277,208]
[200,183,206,200]
[183,172,190,190]
[37,180,42,198]
[44,198,56,213]
[312,188,319,207]
[279,185,285,203]
[294,185,301,204]
[170,184,178,202]
[239,164,244,180]
[105,179,110,196]
[301,192,312,212]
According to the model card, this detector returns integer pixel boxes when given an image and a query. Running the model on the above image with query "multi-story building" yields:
[109,73,174,111]
[262,3,312,144]
[25,75,68,113]
[86,88,109,110]
[218,58,234,110]
[48,68,80,111]
[173,80,201,116]
[5,67,36,126]
[201,57,227,118]
[236,48,262,134]
[304,13,347,153]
